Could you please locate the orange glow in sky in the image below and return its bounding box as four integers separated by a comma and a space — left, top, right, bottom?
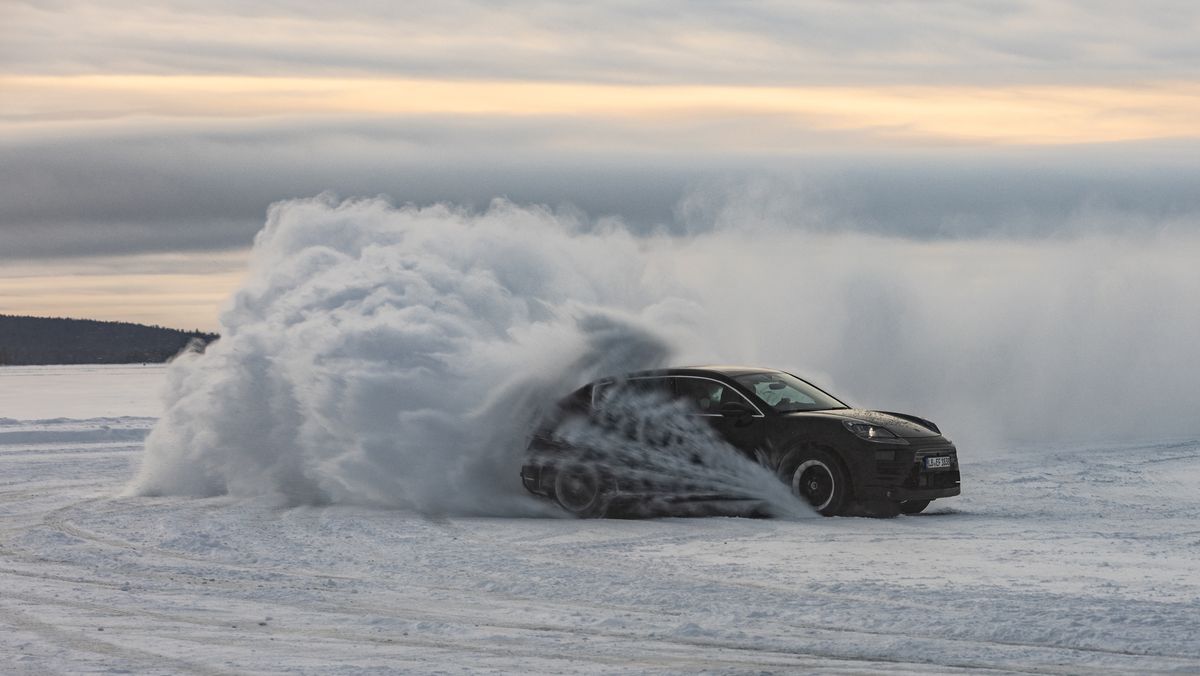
6, 75, 1200, 147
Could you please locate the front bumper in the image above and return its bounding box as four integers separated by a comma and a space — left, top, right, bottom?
857, 443, 961, 502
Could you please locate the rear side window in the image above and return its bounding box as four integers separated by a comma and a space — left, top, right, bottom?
626, 377, 671, 396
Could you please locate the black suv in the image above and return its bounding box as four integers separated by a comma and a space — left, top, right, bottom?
520, 366, 960, 517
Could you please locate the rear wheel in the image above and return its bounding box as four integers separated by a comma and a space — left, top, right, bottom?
788, 449, 849, 516
899, 499, 931, 515
552, 463, 610, 518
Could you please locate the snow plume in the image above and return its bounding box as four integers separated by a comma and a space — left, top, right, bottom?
130, 194, 803, 515
132, 189, 1200, 513
654, 226, 1200, 447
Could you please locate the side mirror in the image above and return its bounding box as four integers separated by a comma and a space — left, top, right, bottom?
718, 400, 753, 417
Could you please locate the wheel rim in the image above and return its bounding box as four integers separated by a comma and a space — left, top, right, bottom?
556, 465, 600, 513
792, 460, 835, 511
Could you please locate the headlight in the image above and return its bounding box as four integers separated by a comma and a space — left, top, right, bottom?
842, 420, 909, 445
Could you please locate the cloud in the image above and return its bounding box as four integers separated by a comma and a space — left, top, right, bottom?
3, 112, 1200, 262
0, 251, 248, 329
10, 75, 1200, 146
3, 1, 1199, 85
4, 0, 1200, 331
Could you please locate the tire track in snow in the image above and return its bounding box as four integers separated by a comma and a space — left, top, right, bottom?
437, 518, 1200, 672
0, 597, 226, 676
5, 496, 1062, 674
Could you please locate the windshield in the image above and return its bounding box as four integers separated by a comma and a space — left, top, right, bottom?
733, 372, 847, 413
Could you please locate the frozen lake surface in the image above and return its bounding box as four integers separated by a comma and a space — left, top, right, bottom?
1, 365, 1198, 673
0, 364, 166, 419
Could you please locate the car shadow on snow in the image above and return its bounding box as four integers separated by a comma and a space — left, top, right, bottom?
902, 506, 968, 517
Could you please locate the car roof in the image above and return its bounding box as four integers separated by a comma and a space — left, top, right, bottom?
620, 365, 783, 379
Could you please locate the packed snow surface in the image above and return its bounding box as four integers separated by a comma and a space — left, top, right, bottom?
2, 365, 1199, 674
0, 364, 165, 419
6, 196, 1200, 672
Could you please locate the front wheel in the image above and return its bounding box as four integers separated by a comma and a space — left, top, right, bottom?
552, 463, 610, 518
788, 449, 849, 516
899, 499, 931, 515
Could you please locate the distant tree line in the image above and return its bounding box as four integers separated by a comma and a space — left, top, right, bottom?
0, 314, 219, 366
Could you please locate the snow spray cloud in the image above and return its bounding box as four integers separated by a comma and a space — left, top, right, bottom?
130, 194, 808, 515
655, 183, 1200, 447
133, 188, 1200, 513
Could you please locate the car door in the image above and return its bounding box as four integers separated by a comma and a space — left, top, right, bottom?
671, 376, 766, 461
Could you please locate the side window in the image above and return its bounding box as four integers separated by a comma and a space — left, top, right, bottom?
749, 381, 816, 408
675, 377, 736, 414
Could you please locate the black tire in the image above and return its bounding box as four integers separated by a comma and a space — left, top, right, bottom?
787, 448, 849, 516
552, 463, 611, 518
899, 499, 931, 515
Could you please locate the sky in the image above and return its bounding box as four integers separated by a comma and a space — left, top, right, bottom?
3, 1, 1200, 330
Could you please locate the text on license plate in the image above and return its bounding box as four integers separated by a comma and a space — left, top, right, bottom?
925, 456, 952, 469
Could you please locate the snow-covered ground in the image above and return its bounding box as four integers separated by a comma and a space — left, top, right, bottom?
1, 365, 1198, 674
0, 364, 166, 419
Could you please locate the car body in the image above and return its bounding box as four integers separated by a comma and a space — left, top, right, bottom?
520, 366, 960, 517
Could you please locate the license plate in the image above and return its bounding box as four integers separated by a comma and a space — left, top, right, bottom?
925, 456, 952, 469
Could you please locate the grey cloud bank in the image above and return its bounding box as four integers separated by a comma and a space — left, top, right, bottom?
4, 116, 1200, 260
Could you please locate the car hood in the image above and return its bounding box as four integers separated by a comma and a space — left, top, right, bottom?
786, 408, 941, 438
